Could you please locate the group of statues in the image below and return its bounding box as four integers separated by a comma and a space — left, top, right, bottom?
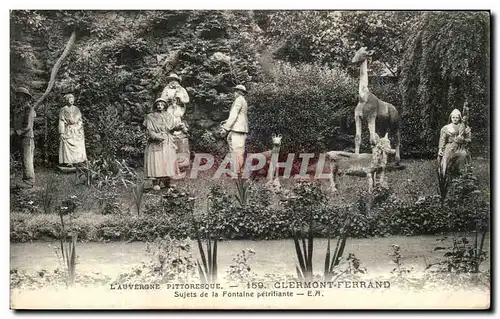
349, 47, 471, 192
12, 72, 249, 191
12, 47, 471, 193
12, 88, 89, 188
143, 73, 190, 190
142, 75, 248, 190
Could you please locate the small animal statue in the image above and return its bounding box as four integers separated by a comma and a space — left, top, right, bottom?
327, 133, 396, 193
352, 47, 401, 165
266, 133, 283, 189
249, 134, 283, 190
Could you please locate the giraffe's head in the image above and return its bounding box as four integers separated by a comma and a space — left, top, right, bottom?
352, 47, 375, 64
374, 133, 396, 155
272, 134, 282, 146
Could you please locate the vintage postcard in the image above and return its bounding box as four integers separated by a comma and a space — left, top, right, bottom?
9, 9, 491, 310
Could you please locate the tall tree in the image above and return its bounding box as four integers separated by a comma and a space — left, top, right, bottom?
399, 11, 490, 156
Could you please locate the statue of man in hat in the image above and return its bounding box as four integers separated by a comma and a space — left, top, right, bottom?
161, 73, 190, 168
14, 87, 36, 188
220, 84, 248, 178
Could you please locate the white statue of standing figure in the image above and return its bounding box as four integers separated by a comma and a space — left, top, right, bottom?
438, 107, 471, 178
161, 73, 190, 168
58, 93, 87, 166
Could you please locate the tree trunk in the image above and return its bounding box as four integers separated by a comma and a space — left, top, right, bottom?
44, 102, 48, 163
21, 136, 35, 186
33, 30, 77, 110
22, 30, 77, 184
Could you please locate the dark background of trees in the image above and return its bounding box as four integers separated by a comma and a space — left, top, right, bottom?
10, 10, 490, 168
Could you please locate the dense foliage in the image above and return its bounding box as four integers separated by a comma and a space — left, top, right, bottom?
10, 10, 263, 165
11, 170, 489, 242
400, 11, 490, 157
256, 10, 420, 72
10, 10, 490, 167
247, 62, 358, 154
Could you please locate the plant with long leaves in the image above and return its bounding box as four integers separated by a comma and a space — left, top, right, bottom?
192, 200, 218, 284
293, 208, 314, 282
42, 175, 55, 214
234, 177, 249, 208
59, 212, 77, 286
324, 217, 351, 282
287, 182, 327, 282
426, 227, 488, 274
76, 160, 96, 187
132, 178, 145, 215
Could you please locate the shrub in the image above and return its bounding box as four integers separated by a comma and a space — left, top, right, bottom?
247, 62, 358, 154
281, 181, 327, 230
10, 166, 490, 242
208, 182, 291, 239
226, 248, 256, 284
10, 188, 43, 215
111, 235, 197, 285
427, 234, 488, 274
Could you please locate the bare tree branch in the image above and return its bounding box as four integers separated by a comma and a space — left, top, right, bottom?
33, 30, 76, 110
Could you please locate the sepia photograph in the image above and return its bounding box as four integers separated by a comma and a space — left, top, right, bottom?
7, 8, 491, 310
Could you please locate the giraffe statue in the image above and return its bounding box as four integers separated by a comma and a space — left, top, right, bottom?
266, 133, 282, 189
352, 47, 401, 165
249, 134, 282, 189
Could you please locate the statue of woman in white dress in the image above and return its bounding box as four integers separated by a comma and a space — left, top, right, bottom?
59, 94, 87, 166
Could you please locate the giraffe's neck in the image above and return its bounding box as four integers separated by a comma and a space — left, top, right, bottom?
358, 59, 369, 97
269, 143, 281, 180
271, 143, 281, 155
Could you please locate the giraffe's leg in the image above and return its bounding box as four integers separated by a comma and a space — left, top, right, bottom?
367, 169, 374, 193
394, 128, 401, 165
334, 172, 340, 191
328, 157, 338, 192
355, 111, 362, 154
380, 167, 388, 188
368, 116, 377, 146
330, 172, 338, 192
